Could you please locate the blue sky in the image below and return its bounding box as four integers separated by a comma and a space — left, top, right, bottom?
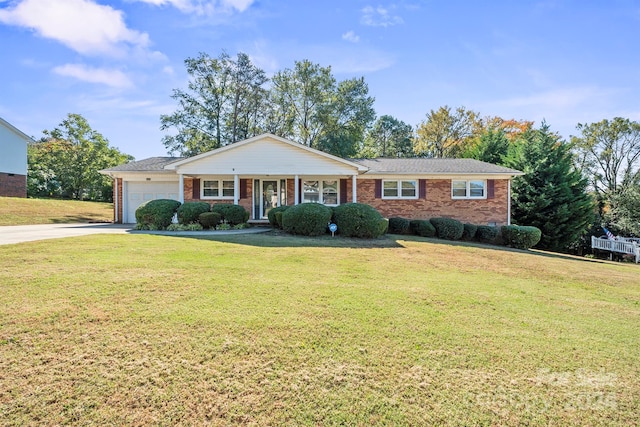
1, 0, 639, 160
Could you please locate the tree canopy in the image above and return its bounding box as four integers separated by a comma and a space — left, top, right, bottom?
28, 113, 133, 201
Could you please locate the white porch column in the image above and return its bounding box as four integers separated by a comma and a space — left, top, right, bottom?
234, 174, 240, 205
352, 175, 357, 203
179, 174, 184, 203
114, 177, 119, 223
294, 174, 299, 205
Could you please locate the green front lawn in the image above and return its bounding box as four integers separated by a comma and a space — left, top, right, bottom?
0, 197, 113, 225
0, 233, 638, 425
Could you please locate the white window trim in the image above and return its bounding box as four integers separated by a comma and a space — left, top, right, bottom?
381, 180, 418, 200
451, 180, 487, 200
302, 179, 340, 206
201, 179, 235, 200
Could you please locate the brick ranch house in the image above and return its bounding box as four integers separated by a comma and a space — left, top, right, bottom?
0, 117, 32, 198
101, 133, 523, 225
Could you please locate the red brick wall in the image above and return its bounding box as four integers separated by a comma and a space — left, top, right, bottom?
356, 178, 511, 225
0, 173, 26, 198
186, 178, 253, 214
114, 178, 123, 223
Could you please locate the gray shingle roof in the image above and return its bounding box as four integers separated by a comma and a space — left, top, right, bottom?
351, 158, 522, 175
101, 157, 183, 172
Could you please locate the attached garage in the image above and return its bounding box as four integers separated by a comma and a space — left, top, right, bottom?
124, 181, 179, 224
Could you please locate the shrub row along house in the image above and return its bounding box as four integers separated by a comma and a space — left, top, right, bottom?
100, 134, 523, 225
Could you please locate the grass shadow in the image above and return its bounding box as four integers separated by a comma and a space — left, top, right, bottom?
159, 229, 405, 249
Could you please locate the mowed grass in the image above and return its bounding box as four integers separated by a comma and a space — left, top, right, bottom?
0, 197, 112, 225
0, 233, 638, 426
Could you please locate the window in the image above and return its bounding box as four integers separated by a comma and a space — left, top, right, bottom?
382, 180, 417, 199
451, 180, 486, 199
303, 180, 339, 205
202, 180, 235, 198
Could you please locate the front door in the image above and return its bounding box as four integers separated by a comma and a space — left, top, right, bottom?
253, 179, 287, 219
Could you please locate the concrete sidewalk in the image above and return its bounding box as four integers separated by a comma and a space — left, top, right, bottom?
0, 223, 271, 245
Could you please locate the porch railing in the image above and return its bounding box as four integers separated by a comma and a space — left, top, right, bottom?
591, 236, 640, 263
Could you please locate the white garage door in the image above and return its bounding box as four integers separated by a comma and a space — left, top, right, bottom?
125, 181, 179, 223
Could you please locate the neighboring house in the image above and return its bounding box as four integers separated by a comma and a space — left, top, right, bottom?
101, 133, 523, 225
0, 117, 31, 198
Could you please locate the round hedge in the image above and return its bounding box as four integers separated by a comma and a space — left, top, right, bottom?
332, 203, 387, 238
388, 217, 411, 234
282, 203, 333, 236
501, 225, 542, 249
211, 204, 247, 225
177, 201, 210, 225
410, 219, 436, 237
476, 225, 499, 243
462, 223, 478, 240
135, 199, 181, 229
198, 211, 221, 229
267, 205, 289, 228
429, 217, 464, 240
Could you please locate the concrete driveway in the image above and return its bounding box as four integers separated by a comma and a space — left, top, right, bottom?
0, 223, 271, 245
0, 223, 132, 245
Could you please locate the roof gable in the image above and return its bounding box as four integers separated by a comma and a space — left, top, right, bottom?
165, 133, 368, 175
0, 117, 33, 144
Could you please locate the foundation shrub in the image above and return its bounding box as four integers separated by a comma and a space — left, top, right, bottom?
501, 225, 542, 249
268, 205, 289, 228
135, 199, 181, 230
410, 219, 436, 237
476, 225, 500, 243
332, 203, 387, 238
282, 203, 333, 236
462, 223, 478, 240
198, 212, 222, 229
429, 217, 464, 240
389, 217, 411, 234
212, 204, 247, 226
177, 202, 210, 225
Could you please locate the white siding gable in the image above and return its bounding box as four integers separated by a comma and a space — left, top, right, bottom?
0, 119, 30, 175
173, 136, 361, 176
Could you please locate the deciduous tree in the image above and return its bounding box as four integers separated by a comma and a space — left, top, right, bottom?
28, 114, 133, 201
414, 106, 481, 157
361, 115, 413, 158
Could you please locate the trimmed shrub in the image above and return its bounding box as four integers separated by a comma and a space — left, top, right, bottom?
389, 217, 411, 234
135, 199, 181, 230
410, 219, 436, 237
501, 225, 542, 249
198, 212, 221, 229
462, 223, 478, 240
177, 201, 210, 225
211, 204, 247, 226
268, 205, 289, 228
332, 203, 387, 238
429, 217, 464, 240
282, 203, 333, 236
274, 211, 284, 228
476, 225, 500, 243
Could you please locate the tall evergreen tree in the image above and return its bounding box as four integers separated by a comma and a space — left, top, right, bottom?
504, 123, 595, 252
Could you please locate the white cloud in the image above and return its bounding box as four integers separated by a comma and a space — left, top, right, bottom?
134, 0, 254, 15
342, 30, 360, 43
361, 5, 404, 27
0, 0, 149, 56
52, 63, 133, 89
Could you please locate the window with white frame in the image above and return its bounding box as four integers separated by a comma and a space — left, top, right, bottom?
451, 180, 486, 199
202, 179, 235, 198
382, 180, 417, 199
303, 180, 339, 205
